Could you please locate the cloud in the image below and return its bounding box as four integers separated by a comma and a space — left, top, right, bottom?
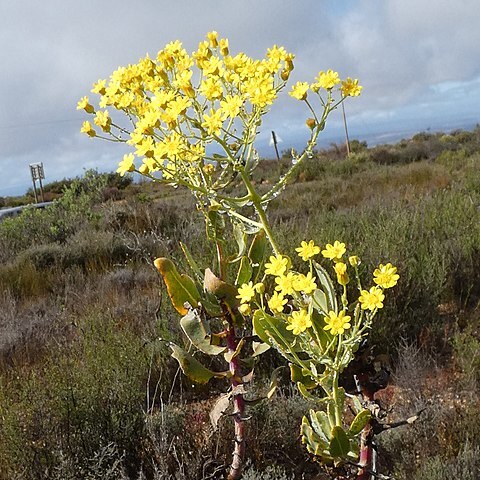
0, 0, 479, 195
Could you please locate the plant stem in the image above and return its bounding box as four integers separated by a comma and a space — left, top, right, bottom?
215, 243, 246, 480
356, 379, 376, 480
239, 169, 281, 255
226, 321, 246, 480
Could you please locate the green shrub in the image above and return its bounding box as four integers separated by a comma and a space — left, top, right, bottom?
0, 313, 157, 479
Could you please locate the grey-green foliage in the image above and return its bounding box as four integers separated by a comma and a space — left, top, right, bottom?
242, 463, 293, 480
415, 443, 480, 480
452, 326, 480, 390
0, 170, 107, 262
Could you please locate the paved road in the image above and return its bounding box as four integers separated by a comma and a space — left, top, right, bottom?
0, 202, 53, 221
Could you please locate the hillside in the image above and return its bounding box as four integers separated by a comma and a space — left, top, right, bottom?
0, 127, 480, 479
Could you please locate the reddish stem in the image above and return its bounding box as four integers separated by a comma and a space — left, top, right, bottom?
357, 378, 375, 480
226, 324, 246, 480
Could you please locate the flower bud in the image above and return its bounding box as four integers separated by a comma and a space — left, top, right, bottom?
139, 164, 150, 175
238, 303, 251, 316
349, 255, 360, 267
280, 69, 291, 81
306, 118, 316, 130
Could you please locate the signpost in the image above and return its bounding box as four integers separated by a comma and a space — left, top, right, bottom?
29, 162, 45, 203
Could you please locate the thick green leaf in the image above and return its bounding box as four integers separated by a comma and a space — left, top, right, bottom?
297, 382, 316, 400
248, 230, 267, 282
252, 310, 303, 353
180, 242, 204, 283
290, 364, 316, 389
232, 222, 247, 260
170, 344, 223, 384
309, 410, 331, 443
235, 256, 253, 287
313, 261, 338, 313
154, 258, 201, 315
301, 416, 330, 457
180, 310, 226, 356
312, 288, 328, 314
206, 208, 225, 242
329, 426, 350, 459
349, 409, 372, 436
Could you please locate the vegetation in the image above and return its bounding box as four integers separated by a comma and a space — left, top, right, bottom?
0, 126, 480, 479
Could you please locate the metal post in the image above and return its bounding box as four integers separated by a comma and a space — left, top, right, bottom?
271, 131, 280, 161
29, 163, 45, 204
341, 101, 351, 157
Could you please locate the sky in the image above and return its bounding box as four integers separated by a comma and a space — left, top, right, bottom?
1, 0, 479, 197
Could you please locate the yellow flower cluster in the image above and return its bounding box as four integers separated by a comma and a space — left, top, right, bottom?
289, 69, 362, 101
236, 240, 399, 339
78, 32, 296, 183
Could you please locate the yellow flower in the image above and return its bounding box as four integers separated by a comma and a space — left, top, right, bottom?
207, 31, 218, 48
77, 96, 94, 113
292, 272, 317, 294
220, 94, 244, 119
117, 153, 135, 176
289, 81, 309, 101
334, 262, 350, 286
341, 77, 362, 97
321, 241, 346, 260
243, 75, 277, 107
201, 109, 223, 136
323, 310, 351, 335
236, 281, 258, 304
286, 309, 312, 335
199, 77, 223, 100
219, 38, 229, 56
295, 240, 320, 261
265, 255, 289, 276
93, 110, 111, 132
80, 121, 96, 137
359, 286, 385, 311
373, 263, 399, 289
311, 70, 340, 91
91, 79, 106, 95
268, 292, 287, 313
275, 272, 296, 296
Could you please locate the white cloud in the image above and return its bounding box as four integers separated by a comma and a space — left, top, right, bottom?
0, 0, 479, 195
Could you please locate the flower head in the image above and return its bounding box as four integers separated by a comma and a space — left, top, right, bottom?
275, 272, 296, 296
295, 240, 320, 261
236, 281, 256, 304
77, 96, 94, 113
117, 153, 135, 176
289, 81, 309, 101
292, 272, 317, 294
80, 121, 96, 137
323, 310, 351, 335
312, 70, 340, 91
286, 309, 312, 335
321, 241, 346, 261
359, 286, 385, 311
265, 255, 289, 276
268, 291, 287, 313
373, 263, 399, 289
341, 78, 362, 97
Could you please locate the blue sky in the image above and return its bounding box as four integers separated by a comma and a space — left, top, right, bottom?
1, 0, 479, 196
